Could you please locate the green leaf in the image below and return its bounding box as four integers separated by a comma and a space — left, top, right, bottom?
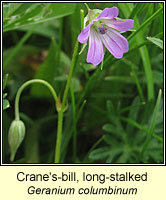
103, 124, 121, 137
71, 77, 81, 93
3, 3, 10, 18
103, 124, 116, 133
126, 96, 141, 133
128, 7, 163, 42
19, 20, 59, 38
153, 70, 163, 86
3, 74, 9, 90
89, 147, 111, 160
104, 76, 135, 83
116, 152, 130, 163
147, 90, 162, 135
3, 99, 10, 110
3, 3, 76, 32
3, 93, 8, 99
106, 100, 116, 123
106, 149, 123, 163
54, 75, 68, 82
82, 63, 96, 72
6, 3, 26, 16
127, 4, 155, 101
103, 135, 119, 146
147, 37, 163, 49
139, 89, 162, 160
128, 3, 147, 19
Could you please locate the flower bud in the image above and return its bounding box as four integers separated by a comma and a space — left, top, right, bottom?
8, 120, 25, 161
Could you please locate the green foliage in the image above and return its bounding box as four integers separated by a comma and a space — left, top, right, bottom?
89, 94, 163, 163
3, 99, 10, 110
147, 37, 163, 49
3, 74, 10, 110
3, 3, 76, 32
3, 2, 163, 164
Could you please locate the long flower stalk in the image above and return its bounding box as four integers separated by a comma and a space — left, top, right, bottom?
54, 41, 79, 163
15, 79, 58, 121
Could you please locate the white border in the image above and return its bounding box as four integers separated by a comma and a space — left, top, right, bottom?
1, 1, 165, 166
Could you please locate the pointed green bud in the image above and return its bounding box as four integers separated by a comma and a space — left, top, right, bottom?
8, 120, 25, 162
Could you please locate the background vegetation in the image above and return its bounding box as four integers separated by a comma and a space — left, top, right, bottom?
3, 2, 164, 163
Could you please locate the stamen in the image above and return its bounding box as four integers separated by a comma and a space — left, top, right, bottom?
98, 24, 107, 34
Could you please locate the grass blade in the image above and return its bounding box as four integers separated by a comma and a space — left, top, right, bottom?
122, 59, 145, 102
138, 89, 162, 161
120, 117, 163, 143
128, 7, 163, 41
119, 3, 155, 101
147, 37, 163, 49
3, 30, 32, 68
128, 3, 146, 19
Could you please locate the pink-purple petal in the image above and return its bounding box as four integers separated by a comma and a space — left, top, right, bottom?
87, 29, 104, 66
95, 7, 119, 21
102, 19, 134, 32
100, 28, 129, 58
109, 28, 129, 52
78, 22, 93, 44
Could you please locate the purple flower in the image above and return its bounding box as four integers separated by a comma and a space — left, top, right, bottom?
78, 7, 134, 66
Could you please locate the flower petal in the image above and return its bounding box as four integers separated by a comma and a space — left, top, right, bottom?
100, 28, 129, 58
95, 7, 119, 20
87, 29, 104, 66
78, 22, 93, 44
102, 19, 134, 32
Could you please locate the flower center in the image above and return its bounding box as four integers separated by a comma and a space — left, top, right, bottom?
98, 24, 107, 34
